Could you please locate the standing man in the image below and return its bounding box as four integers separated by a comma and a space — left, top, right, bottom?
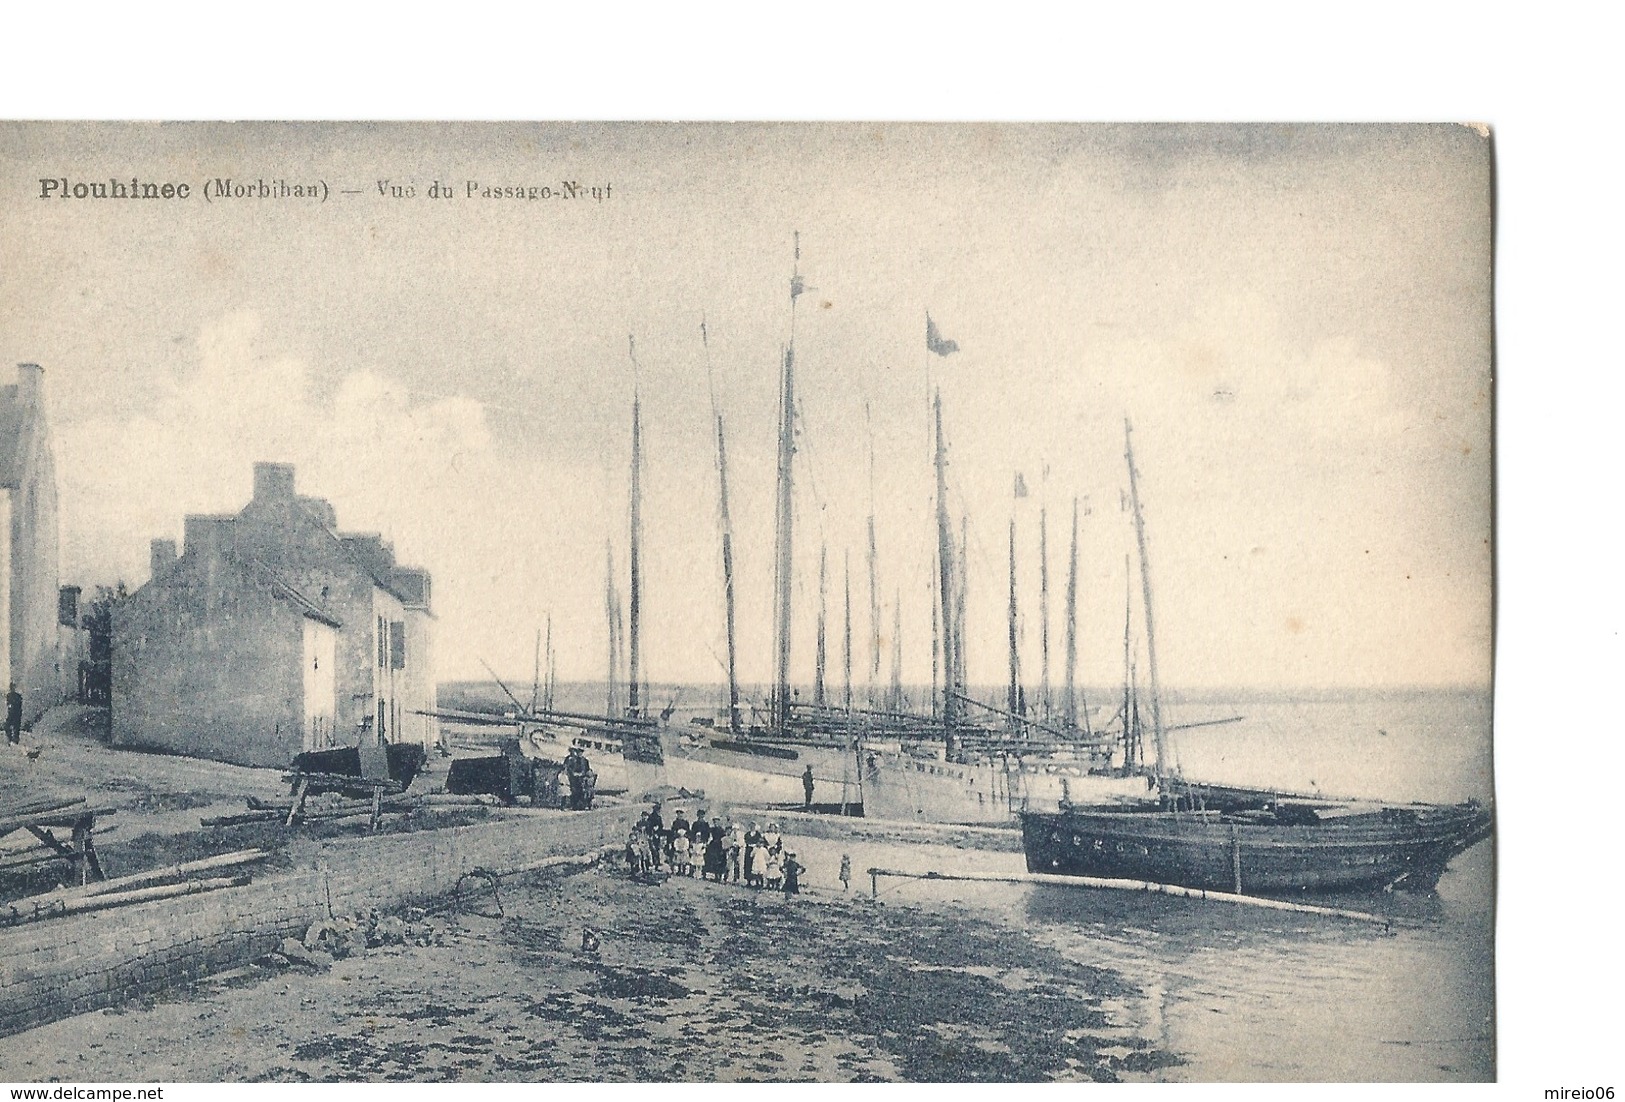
4, 684, 21, 745
801, 765, 815, 808
564, 746, 591, 810
782, 851, 804, 898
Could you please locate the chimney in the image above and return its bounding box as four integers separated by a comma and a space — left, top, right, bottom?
183, 515, 234, 561
150, 538, 178, 580
391, 568, 431, 610
16, 363, 44, 407
253, 462, 296, 503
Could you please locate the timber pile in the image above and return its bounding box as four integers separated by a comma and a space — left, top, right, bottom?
201, 791, 497, 830
0, 848, 269, 927
0, 795, 115, 882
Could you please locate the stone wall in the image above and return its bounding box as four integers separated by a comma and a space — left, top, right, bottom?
111, 559, 308, 767
0, 804, 642, 1038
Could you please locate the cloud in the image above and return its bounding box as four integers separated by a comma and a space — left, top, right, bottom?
57, 309, 502, 603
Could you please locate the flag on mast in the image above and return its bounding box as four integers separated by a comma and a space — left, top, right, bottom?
926, 314, 959, 357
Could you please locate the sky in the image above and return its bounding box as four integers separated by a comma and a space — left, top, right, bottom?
0, 122, 1492, 692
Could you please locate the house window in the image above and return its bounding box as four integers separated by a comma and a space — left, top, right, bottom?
377, 615, 387, 668
390, 621, 406, 670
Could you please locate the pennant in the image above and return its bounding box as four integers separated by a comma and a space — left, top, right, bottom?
926, 314, 959, 357
1014, 473, 1029, 499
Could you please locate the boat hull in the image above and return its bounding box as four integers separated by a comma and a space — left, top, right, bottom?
1019, 801, 1493, 893
862, 751, 1154, 825
624, 731, 862, 808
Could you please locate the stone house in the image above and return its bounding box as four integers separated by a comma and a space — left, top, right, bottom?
112, 462, 436, 768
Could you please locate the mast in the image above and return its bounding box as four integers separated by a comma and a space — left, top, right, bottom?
890, 588, 904, 712
1124, 419, 1169, 780
1039, 506, 1051, 721
930, 578, 940, 719
1121, 555, 1134, 770
866, 404, 882, 708
1006, 517, 1021, 727
1064, 499, 1080, 732
604, 541, 620, 718
956, 515, 968, 717
702, 321, 742, 735
530, 626, 542, 714
544, 615, 556, 713
627, 337, 644, 718
771, 235, 802, 732
814, 544, 828, 710
933, 390, 958, 738
843, 552, 854, 713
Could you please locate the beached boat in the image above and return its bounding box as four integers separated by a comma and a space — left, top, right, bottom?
1020, 794, 1493, 893
1017, 420, 1494, 892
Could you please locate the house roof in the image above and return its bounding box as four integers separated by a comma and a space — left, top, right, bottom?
244, 558, 343, 629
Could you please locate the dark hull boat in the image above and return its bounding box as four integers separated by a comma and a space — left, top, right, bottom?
1020, 798, 1493, 893
1016, 421, 1493, 895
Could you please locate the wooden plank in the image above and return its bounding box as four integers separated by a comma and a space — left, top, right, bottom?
36, 849, 271, 903
71, 817, 101, 884
0, 805, 116, 837
285, 777, 309, 827
23, 825, 75, 860
0, 795, 87, 820
283, 771, 402, 793
1, 875, 251, 926
0, 850, 73, 874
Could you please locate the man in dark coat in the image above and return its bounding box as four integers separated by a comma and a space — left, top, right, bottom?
4, 684, 21, 745
645, 804, 665, 870
801, 765, 815, 807
564, 746, 591, 810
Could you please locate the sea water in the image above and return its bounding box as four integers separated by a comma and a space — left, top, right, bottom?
444, 682, 1495, 1081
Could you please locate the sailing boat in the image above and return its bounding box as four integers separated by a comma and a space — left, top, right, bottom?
1018, 419, 1493, 893
618, 247, 865, 809
856, 385, 1147, 824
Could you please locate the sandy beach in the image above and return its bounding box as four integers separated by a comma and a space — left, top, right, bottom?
2, 849, 1175, 1083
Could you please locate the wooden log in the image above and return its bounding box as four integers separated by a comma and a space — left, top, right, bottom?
309, 810, 409, 829
864, 867, 1401, 927
2, 875, 251, 925
39, 849, 270, 902
416, 794, 493, 808
505, 846, 618, 877
201, 810, 282, 827
0, 850, 73, 874
286, 776, 310, 827
0, 805, 117, 836
0, 795, 87, 819
249, 793, 416, 813
52, 875, 251, 918
283, 772, 403, 793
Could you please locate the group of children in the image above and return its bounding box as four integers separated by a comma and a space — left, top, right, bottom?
626, 805, 854, 897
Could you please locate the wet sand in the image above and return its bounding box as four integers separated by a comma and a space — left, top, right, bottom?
2, 858, 1175, 1083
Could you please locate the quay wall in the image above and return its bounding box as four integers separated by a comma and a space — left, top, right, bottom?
0, 804, 642, 1038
